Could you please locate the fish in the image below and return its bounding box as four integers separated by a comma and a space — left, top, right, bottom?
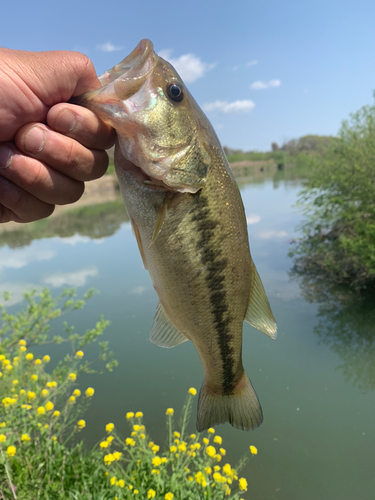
74, 39, 277, 431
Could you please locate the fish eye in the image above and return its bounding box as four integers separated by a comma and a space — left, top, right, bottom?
166, 83, 184, 102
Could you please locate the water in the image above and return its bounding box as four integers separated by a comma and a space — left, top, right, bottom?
1, 173, 374, 500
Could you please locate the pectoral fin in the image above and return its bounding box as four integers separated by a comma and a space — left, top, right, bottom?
150, 196, 169, 246
245, 260, 277, 339
130, 218, 148, 270
150, 302, 188, 348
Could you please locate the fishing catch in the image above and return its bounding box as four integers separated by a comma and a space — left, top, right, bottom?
75, 39, 277, 431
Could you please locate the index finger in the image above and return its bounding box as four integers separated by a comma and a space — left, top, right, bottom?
47, 102, 116, 151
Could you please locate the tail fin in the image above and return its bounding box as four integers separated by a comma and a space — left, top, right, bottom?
196, 371, 263, 432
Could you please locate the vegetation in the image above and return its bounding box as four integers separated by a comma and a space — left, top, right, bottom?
289, 96, 375, 290
0, 289, 256, 499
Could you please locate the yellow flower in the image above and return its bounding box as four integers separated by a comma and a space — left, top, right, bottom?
31, 374, 38, 381
77, 420, 86, 429
117, 479, 125, 487
46, 381, 57, 388
41, 389, 49, 397
190, 434, 196, 439
173, 431, 180, 438
73, 389, 81, 397
204, 466, 212, 475
18, 340, 26, 346
135, 411, 143, 418
21, 433, 31, 442
151, 469, 160, 475
213, 472, 223, 482
206, 445, 216, 458
239, 477, 248, 491
223, 484, 231, 496
113, 451, 122, 460
0, 355, 5, 361
194, 442, 201, 450
188, 476, 193, 481
126, 412, 134, 419
151, 444, 160, 454
222, 464, 232, 476
27, 391, 36, 401
19, 389, 26, 396
35, 359, 42, 365
21, 404, 31, 410
52, 436, 57, 442
0, 434, 6, 443
69, 396, 76, 404
208, 427, 215, 434
2, 397, 17, 407
20, 346, 27, 352
106, 423, 115, 433
44, 424, 49, 429
0, 372, 2, 377
37, 406, 45, 415
85, 387, 95, 397
104, 453, 115, 464
0, 422, 6, 428
188, 387, 197, 396
53, 411, 60, 418
134, 489, 139, 494
178, 442, 187, 452
110, 476, 117, 485
166, 408, 174, 416
148, 441, 155, 448
25, 353, 34, 361
161, 457, 167, 464
106, 436, 114, 443
214, 435, 222, 444
220, 448, 226, 456
68, 373, 77, 382
170, 445, 177, 453
75, 351, 84, 358
152, 456, 162, 467
100, 441, 109, 449
165, 494, 174, 500
6, 445, 16, 457
45, 401, 54, 411
195, 471, 207, 487
125, 438, 135, 447
147, 489, 156, 499
43, 355, 50, 363
250, 445, 258, 455
203, 438, 209, 445
12, 380, 19, 386
216, 454, 222, 462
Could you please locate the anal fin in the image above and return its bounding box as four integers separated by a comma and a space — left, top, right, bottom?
245, 260, 277, 339
150, 302, 188, 348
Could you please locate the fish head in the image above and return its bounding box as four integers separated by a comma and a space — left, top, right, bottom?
75, 39, 213, 193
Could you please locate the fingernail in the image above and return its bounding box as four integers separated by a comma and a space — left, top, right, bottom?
24, 126, 46, 154
0, 144, 13, 168
53, 109, 77, 134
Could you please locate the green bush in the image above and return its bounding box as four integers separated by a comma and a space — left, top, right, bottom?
0, 289, 256, 499
289, 95, 375, 290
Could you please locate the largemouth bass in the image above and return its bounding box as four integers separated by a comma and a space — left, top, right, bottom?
75, 39, 277, 431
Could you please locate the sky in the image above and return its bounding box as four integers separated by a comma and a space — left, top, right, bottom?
2, 0, 375, 151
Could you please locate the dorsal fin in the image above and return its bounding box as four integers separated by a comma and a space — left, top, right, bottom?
245, 260, 277, 339
150, 302, 188, 348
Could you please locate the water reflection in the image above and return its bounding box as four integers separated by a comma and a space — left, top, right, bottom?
291, 270, 375, 392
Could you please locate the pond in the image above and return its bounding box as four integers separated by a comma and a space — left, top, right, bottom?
0, 170, 374, 500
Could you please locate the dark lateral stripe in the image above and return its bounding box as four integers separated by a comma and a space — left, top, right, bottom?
191, 192, 235, 393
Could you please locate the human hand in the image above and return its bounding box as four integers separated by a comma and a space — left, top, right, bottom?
0, 48, 116, 223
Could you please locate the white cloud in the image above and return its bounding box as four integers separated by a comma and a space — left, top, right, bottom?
43, 267, 98, 288
246, 60, 258, 67
129, 285, 148, 295
246, 214, 261, 225
257, 230, 287, 239
203, 100, 255, 114
60, 235, 91, 246
97, 42, 122, 52
0, 248, 55, 272
159, 49, 215, 83
250, 79, 281, 90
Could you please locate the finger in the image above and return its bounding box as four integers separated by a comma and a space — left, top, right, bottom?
47, 102, 116, 150
0, 143, 85, 205
15, 123, 109, 182
0, 174, 54, 223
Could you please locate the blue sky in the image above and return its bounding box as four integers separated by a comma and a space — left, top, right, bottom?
2, 0, 375, 151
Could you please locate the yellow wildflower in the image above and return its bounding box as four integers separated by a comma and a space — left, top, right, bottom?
223, 483, 231, 495
204, 466, 212, 475
43, 355, 50, 363
31, 374, 38, 381
100, 441, 109, 449
214, 435, 222, 444
239, 477, 248, 492
5, 365, 13, 371
75, 351, 84, 358
21, 433, 31, 442
206, 445, 216, 458
68, 373, 77, 382
106, 436, 114, 443
178, 442, 187, 452
140, 433, 146, 439
117, 479, 125, 487
151, 444, 160, 454
73, 389, 81, 397
21, 404, 31, 410
151, 469, 160, 475
134, 489, 139, 494
166, 408, 174, 416
195, 471, 207, 487
85, 387, 94, 397
190, 434, 196, 439
53, 410, 60, 418
6, 445, 16, 457
20, 346, 27, 352
208, 427, 215, 434
188, 387, 197, 396
25, 353, 33, 361
125, 438, 135, 447
19, 389, 26, 396
18, 340, 26, 346
148, 441, 155, 448
220, 448, 226, 455
27, 391, 36, 401
165, 493, 174, 500
104, 453, 115, 464
147, 489, 156, 499
174, 431, 180, 438
0, 372, 2, 377
135, 412, 143, 418
194, 442, 201, 450
2, 397, 17, 407
161, 457, 167, 464
52, 436, 57, 442
105, 423, 114, 433
45, 401, 54, 411
37, 406, 45, 415
216, 454, 222, 462
41, 389, 49, 397
113, 451, 122, 460
170, 445, 177, 453
222, 464, 232, 476
69, 396, 76, 404
0, 434, 6, 442
35, 359, 42, 365
47, 381, 57, 388
77, 420, 86, 429
203, 437, 209, 445
132, 424, 140, 432
126, 412, 134, 419
12, 380, 19, 386
110, 476, 117, 485
152, 456, 162, 467
250, 445, 258, 455
188, 475, 193, 481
